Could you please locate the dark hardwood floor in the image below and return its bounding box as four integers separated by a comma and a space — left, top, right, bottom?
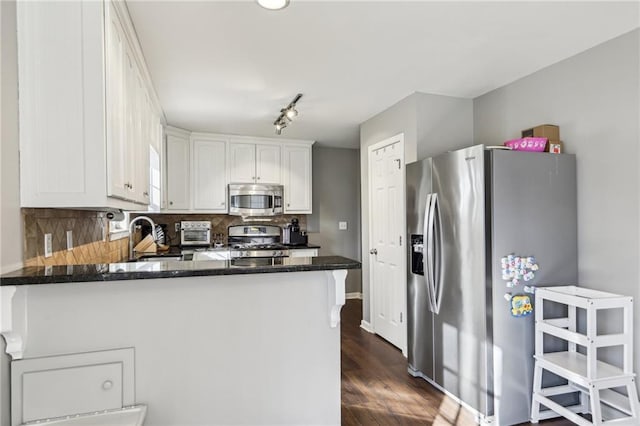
340, 299, 575, 426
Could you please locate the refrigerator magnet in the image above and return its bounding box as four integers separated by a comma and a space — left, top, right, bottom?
510, 295, 533, 317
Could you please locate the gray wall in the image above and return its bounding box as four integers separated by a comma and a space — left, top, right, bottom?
474, 29, 640, 384
359, 92, 473, 323
1, 1, 20, 424
308, 146, 362, 294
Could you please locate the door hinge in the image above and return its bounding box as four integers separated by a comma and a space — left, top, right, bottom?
395, 159, 401, 169
399, 235, 402, 246
400, 312, 403, 323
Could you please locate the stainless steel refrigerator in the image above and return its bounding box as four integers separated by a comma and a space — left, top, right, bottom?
406, 144, 577, 425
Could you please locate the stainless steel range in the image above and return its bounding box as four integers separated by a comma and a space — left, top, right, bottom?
228, 225, 289, 258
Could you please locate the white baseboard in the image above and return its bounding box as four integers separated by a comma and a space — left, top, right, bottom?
346, 292, 362, 300
360, 320, 374, 334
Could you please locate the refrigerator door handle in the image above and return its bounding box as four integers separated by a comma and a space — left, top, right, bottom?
425, 193, 437, 312
432, 194, 444, 314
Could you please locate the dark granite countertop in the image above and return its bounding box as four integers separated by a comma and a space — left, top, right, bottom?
0, 256, 360, 286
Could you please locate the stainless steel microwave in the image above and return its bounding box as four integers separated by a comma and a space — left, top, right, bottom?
228, 183, 284, 217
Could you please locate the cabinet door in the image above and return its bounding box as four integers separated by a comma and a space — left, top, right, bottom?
255, 144, 281, 184
165, 134, 190, 210
132, 70, 150, 204
105, 5, 128, 200
228, 142, 256, 183
192, 139, 227, 212
122, 45, 138, 200
282, 145, 312, 213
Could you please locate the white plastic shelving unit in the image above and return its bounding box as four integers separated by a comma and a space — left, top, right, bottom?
531, 286, 640, 425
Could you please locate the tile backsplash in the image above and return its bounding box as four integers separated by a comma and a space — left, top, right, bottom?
130, 213, 307, 247
23, 208, 128, 266
22, 209, 308, 266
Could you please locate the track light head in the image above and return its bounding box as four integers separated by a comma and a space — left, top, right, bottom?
285, 108, 298, 120
275, 121, 287, 133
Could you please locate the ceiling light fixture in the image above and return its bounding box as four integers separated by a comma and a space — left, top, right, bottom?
273, 93, 302, 135
257, 0, 290, 11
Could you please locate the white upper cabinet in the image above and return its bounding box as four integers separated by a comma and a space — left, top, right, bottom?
282, 144, 313, 214
229, 142, 281, 184
17, 0, 162, 210
228, 143, 256, 183
192, 136, 227, 212
163, 132, 314, 214
255, 144, 281, 184
165, 129, 190, 211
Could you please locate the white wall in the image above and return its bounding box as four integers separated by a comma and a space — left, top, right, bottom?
474, 29, 640, 383
1, 1, 21, 424
308, 146, 361, 294
359, 92, 473, 323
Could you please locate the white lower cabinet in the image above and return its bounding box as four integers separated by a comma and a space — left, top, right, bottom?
192, 250, 231, 261
289, 248, 318, 257
192, 137, 227, 212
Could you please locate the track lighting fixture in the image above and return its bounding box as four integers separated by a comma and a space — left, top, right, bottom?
273, 93, 302, 135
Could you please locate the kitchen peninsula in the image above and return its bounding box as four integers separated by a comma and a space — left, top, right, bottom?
0, 257, 359, 425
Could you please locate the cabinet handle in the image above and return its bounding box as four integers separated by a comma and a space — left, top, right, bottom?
143, 191, 149, 197
257, 176, 261, 180
102, 380, 113, 390
169, 201, 174, 206
220, 202, 225, 206
287, 203, 290, 207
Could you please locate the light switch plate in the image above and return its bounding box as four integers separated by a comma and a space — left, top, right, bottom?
339, 221, 348, 230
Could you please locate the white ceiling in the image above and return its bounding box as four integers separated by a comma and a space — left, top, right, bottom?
126, 1, 639, 148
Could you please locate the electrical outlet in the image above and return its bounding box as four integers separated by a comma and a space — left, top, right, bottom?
44, 233, 53, 258
66, 230, 73, 251
339, 221, 348, 230
175, 223, 180, 232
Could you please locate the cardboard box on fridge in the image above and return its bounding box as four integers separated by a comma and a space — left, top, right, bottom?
521, 124, 560, 141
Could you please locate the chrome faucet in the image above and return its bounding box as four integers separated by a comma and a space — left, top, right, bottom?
129, 216, 158, 260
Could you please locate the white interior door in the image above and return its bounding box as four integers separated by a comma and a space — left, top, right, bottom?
368, 136, 406, 352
